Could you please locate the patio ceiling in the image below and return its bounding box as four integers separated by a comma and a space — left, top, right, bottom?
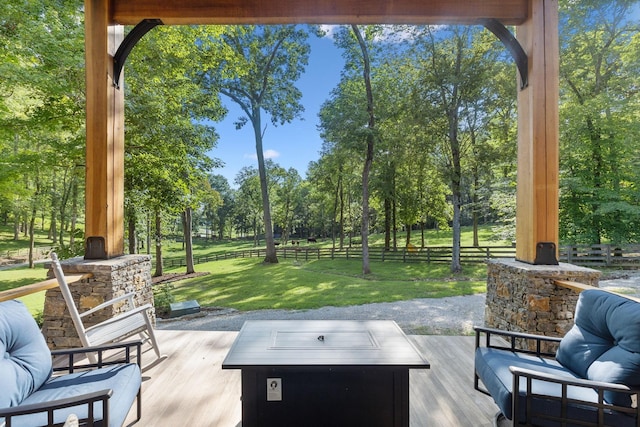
109, 0, 529, 25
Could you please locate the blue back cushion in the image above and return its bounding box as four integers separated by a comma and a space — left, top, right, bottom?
0, 300, 52, 408
556, 289, 640, 406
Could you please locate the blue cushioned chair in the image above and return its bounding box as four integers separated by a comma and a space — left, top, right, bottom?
0, 300, 142, 427
474, 289, 640, 426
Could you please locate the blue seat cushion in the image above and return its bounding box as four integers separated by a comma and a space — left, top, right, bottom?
7, 363, 141, 427
475, 347, 588, 420
0, 300, 52, 408
476, 347, 638, 426
557, 289, 640, 406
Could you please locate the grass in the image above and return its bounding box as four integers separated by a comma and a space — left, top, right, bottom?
1, 225, 499, 316
0, 265, 49, 314
168, 258, 488, 311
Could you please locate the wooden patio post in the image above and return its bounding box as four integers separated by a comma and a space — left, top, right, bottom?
84, 0, 125, 259
515, 0, 560, 264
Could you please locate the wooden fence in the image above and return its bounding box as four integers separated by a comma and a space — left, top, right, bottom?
162, 244, 640, 270
560, 244, 640, 267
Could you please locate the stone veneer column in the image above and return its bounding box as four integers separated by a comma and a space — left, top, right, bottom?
42, 255, 154, 350
485, 259, 600, 351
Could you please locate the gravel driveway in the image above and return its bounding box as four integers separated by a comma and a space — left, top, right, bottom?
158, 270, 640, 335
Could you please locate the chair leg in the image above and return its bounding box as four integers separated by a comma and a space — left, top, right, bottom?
136, 387, 142, 422
142, 314, 162, 359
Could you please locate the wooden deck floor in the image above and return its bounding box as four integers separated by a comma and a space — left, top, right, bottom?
124, 330, 499, 426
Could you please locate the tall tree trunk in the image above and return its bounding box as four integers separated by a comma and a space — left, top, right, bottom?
183, 208, 195, 274
339, 177, 345, 250
448, 106, 463, 273
127, 210, 137, 254
405, 225, 411, 247
13, 216, 19, 240
70, 179, 78, 249
392, 192, 397, 251
50, 170, 57, 242
331, 176, 340, 249
352, 24, 375, 275
29, 210, 36, 268
154, 209, 163, 277
472, 162, 480, 248
450, 126, 463, 273
252, 106, 278, 264
384, 198, 391, 251
146, 211, 151, 254
28, 178, 40, 269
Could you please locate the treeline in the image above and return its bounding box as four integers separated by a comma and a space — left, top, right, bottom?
1, 1, 639, 271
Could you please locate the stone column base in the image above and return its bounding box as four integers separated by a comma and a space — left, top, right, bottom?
42, 255, 153, 350
485, 259, 600, 351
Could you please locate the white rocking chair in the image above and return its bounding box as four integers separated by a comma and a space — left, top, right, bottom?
50, 252, 162, 365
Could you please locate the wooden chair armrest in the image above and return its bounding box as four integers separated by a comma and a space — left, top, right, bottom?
79, 292, 137, 318
474, 326, 561, 358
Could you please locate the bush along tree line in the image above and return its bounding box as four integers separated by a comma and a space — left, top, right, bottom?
1, 0, 639, 274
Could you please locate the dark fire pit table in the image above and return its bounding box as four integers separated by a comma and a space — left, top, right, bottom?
222, 320, 430, 427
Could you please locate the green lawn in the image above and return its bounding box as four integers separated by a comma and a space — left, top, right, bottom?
1, 225, 498, 316
167, 258, 488, 311
0, 265, 49, 314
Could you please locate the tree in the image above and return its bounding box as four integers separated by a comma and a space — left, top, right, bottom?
0, 0, 86, 263
199, 25, 311, 263
272, 167, 303, 244
318, 75, 370, 250
409, 26, 501, 273
349, 25, 377, 275
327, 25, 384, 274
124, 26, 223, 275
206, 174, 234, 239
234, 166, 265, 245
559, 0, 640, 244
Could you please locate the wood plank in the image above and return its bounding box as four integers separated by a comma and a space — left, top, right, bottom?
110, 0, 528, 25
410, 336, 497, 427
125, 331, 498, 426
554, 279, 640, 303
0, 274, 92, 302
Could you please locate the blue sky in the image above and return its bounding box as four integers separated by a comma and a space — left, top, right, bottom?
207, 31, 344, 187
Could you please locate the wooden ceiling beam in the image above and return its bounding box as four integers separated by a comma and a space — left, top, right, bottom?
111, 0, 528, 26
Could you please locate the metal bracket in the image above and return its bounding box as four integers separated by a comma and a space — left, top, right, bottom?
534, 242, 559, 265
85, 236, 106, 259
113, 19, 163, 89
479, 18, 528, 90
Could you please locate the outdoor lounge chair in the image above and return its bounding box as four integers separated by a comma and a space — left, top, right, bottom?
50, 252, 162, 365
0, 299, 142, 427
474, 289, 640, 426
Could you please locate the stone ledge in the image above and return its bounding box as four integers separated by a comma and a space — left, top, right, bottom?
485, 259, 601, 352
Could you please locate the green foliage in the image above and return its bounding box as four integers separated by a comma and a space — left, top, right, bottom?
558, 0, 640, 244
153, 283, 176, 317
0, 1, 85, 257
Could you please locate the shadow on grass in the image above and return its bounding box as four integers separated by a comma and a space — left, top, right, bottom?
168, 258, 487, 312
